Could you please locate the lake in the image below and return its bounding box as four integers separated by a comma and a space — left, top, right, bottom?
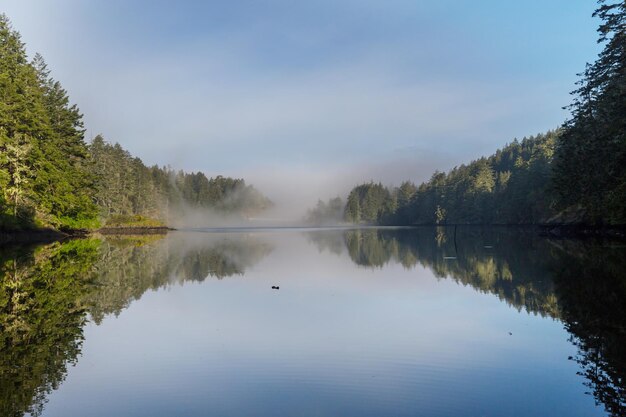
1, 227, 624, 417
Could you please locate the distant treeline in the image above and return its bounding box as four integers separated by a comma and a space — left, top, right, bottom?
0, 14, 269, 230
344, 132, 557, 225
343, 1, 626, 226
304, 197, 344, 225
90, 136, 271, 223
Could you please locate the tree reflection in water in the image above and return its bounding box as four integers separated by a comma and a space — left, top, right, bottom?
0, 240, 100, 417
308, 226, 626, 416
0, 233, 273, 416
0, 228, 624, 416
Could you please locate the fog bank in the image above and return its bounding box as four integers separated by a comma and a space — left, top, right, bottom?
229, 149, 456, 224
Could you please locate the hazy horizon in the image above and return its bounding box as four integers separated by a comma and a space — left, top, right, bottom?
2, 0, 602, 215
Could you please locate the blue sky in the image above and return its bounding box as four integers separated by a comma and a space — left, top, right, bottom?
2, 0, 601, 207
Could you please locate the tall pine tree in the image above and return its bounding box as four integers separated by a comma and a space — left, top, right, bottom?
553, 0, 626, 224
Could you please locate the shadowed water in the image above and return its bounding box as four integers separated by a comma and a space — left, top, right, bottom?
0, 227, 624, 417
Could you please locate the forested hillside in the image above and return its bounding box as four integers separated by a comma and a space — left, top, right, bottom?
0, 15, 97, 229
0, 15, 269, 231
552, 1, 626, 224
345, 132, 557, 225
89, 135, 271, 224
345, 1, 625, 227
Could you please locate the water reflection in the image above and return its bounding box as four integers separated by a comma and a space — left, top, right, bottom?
0, 228, 624, 416
552, 241, 626, 416
309, 228, 561, 317
308, 227, 626, 415
0, 233, 272, 417
0, 240, 100, 417
86, 234, 273, 323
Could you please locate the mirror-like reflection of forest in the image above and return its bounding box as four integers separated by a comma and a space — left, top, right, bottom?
307, 227, 626, 416
0, 233, 273, 417
1, 228, 625, 417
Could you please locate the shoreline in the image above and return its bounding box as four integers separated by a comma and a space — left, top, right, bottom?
0, 225, 175, 245
96, 226, 174, 235
0, 228, 71, 245
2, 223, 625, 245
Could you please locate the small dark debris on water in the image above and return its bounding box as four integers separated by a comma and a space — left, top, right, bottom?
271, 286, 280, 290
508, 332, 512, 336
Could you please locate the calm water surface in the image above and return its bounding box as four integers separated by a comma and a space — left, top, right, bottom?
1, 227, 624, 416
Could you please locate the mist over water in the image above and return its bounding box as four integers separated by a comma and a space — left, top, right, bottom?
229, 149, 456, 225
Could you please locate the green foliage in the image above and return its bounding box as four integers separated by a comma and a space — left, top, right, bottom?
104, 215, 165, 228
88, 135, 272, 223
174, 172, 272, 215
57, 215, 101, 230
553, 1, 626, 225
342, 1, 626, 227
0, 239, 100, 417
0, 15, 270, 232
344, 182, 393, 224
0, 14, 98, 230
344, 132, 558, 225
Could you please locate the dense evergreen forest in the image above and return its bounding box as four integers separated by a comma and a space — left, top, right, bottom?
3, 0, 625, 230
344, 132, 557, 225
0, 14, 269, 231
344, 0, 625, 227
89, 135, 271, 225
553, 0, 626, 224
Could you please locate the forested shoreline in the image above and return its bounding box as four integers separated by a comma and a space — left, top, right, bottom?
3, 0, 626, 233
342, 132, 558, 226
0, 14, 270, 233
88, 135, 271, 226
338, 1, 625, 228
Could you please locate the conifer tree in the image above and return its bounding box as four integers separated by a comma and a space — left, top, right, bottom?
553, 0, 626, 224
